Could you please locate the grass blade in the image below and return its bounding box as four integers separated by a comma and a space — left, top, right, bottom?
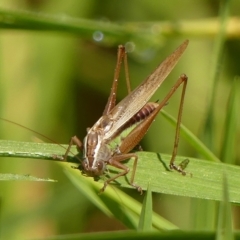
220, 78, 240, 164
1, 140, 240, 203
216, 174, 234, 240
0, 173, 56, 182
138, 184, 152, 231
64, 163, 178, 231
202, 0, 231, 150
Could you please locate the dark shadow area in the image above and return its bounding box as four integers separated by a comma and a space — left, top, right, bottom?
157, 153, 171, 172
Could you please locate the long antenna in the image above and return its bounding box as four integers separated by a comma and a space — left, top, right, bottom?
0, 117, 68, 152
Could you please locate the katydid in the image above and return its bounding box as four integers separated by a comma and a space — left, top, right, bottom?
65, 40, 189, 194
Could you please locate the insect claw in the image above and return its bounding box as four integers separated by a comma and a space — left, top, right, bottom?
181, 170, 187, 176
99, 183, 107, 195
170, 158, 191, 177
131, 183, 143, 195
138, 187, 143, 195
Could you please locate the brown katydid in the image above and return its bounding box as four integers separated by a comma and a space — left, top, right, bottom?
64, 40, 189, 194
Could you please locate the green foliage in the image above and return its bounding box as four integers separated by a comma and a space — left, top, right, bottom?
138, 184, 153, 231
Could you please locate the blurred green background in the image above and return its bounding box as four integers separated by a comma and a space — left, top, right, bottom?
0, 0, 240, 239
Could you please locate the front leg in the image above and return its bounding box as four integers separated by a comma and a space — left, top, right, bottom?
52, 135, 82, 161
100, 153, 142, 194
63, 135, 83, 161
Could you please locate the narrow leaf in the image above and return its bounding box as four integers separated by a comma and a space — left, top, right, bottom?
216, 174, 234, 240
2, 140, 240, 203
202, 0, 231, 149
220, 78, 240, 164
138, 183, 153, 231
0, 173, 56, 182
64, 164, 178, 231
32, 229, 240, 240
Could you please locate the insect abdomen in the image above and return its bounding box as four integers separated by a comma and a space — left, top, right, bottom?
130, 102, 158, 125
107, 102, 159, 142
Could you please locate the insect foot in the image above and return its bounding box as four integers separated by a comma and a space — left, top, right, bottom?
98, 181, 109, 195
131, 183, 143, 195
170, 159, 191, 176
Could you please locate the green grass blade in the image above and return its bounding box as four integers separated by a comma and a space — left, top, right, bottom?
201, 0, 231, 150
0, 8, 125, 37
64, 164, 177, 231
0, 173, 56, 182
0, 8, 152, 46
117, 151, 240, 203
0, 140, 78, 162
1, 8, 240, 42
220, 78, 240, 164
63, 165, 113, 218
216, 175, 234, 240
31, 230, 240, 240
1, 140, 240, 203
138, 184, 152, 231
